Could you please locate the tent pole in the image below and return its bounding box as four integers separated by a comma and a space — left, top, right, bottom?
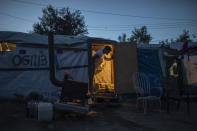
88, 41, 93, 94
48, 32, 62, 86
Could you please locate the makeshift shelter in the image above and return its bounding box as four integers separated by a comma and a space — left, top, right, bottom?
137, 42, 197, 88
159, 42, 197, 113
0, 31, 138, 101
160, 42, 197, 86
168, 42, 197, 91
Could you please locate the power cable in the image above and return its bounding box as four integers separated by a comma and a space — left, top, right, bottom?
0, 11, 195, 31
0, 12, 34, 23
10, 0, 197, 22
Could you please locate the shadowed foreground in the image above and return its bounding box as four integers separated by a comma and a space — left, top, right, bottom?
0, 100, 197, 131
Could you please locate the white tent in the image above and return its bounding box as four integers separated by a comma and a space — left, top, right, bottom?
0, 31, 116, 100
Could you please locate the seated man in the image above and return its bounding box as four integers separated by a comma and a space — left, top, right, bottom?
59, 72, 88, 103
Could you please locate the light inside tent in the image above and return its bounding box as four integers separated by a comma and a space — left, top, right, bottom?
0, 42, 16, 52
92, 43, 115, 94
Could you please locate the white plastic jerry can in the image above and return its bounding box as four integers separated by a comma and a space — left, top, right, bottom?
37, 102, 53, 121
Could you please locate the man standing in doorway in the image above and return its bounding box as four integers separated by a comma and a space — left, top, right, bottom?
92, 46, 112, 75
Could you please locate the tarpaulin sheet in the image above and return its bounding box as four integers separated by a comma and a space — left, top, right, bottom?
183, 56, 197, 86
0, 46, 88, 99
138, 49, 163, 88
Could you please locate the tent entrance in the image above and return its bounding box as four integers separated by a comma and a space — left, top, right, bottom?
92, 43, 115, 95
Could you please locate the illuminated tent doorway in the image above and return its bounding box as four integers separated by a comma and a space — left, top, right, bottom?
92, 44, 115, 95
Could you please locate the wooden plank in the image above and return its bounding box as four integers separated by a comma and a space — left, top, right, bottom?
114, 43, 138, 94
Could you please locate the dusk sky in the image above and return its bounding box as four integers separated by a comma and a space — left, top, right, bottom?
0, 0, 197, 43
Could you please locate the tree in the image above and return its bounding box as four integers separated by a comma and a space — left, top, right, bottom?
159, 39, 170, 45
118, 33, 127, 42
33, 5, 88, 35
159, 39, 174, 45
129, 26, 152, 44
159, 30, 196, 44
175, 29, 193, 42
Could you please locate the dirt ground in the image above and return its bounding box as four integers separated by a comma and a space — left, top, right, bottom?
0, 99, 197, 131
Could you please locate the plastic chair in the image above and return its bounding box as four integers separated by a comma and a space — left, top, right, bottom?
132, 72, 162, 114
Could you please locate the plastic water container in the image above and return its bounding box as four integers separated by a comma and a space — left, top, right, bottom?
37, 102, 53, 121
